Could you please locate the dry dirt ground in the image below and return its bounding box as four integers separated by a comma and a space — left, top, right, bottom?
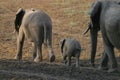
0, 0, 120, 80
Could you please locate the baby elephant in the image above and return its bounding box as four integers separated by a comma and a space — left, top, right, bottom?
60, 38, 81, 67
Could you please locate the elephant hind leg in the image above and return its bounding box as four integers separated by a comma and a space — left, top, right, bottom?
75, 52, 80, 68
34, 41, 42, 63
46, 35, 55, 62
48, 47, 55, 62
63, 55, 67, 64
15, 28, 25, 60
47, 46, 55, 62
101, 34, 118, 72
67, 56, 71, 66
105, 46, 117, 72
32, 42, 37, 60
104, 43, 118, 72
98, 51, 108, 70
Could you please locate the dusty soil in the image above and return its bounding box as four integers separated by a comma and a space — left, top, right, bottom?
0, 59, 120, 80
0, 0, 120, 80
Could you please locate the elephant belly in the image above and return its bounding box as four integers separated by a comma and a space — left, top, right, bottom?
107, 32, 120, 50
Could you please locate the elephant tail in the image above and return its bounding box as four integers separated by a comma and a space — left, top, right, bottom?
43, 24, 47, 48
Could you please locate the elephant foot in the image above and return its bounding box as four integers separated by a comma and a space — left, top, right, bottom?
107, 68, 118, 73
50, 55, 55, 62
98, 66, 108, 70
34, 57, 42, 63
15, 55, 22, 60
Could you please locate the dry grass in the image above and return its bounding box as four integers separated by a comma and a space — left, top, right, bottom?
0, 0, 120, 63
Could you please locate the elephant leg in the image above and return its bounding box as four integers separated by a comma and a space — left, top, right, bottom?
63, 55, 67, 64
67, 56, 71, 66
47, 33, 55, 62
99, 51, 108, 70
101, 33, 118, 72
104, 44, 118, 72
15, 29, 24, 60
32, 43, 37, 60
48, 46, 55, 62
34, 41, 42, 63
75, 52, 80, 68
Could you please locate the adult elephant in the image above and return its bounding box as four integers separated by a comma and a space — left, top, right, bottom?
84, 1, 120, 72
14, 8, 55, 63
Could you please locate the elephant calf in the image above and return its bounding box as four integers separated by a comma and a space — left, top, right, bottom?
60, 38, 81, 67
14, 8, 55, 63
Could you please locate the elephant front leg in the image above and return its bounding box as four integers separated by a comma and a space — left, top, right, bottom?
15, 29, 24, 60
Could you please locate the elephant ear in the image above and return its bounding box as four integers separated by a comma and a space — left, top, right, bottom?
60, 39, 66, 53
89, 1, 102, 28
14, 8, 25, 32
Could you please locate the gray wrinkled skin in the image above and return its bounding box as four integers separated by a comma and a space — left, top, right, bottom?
85, 1, 120, 72
60, 38, 81, 67
14, 8, 55, 63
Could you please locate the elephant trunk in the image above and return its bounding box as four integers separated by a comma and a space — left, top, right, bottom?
90, 24, 98, 67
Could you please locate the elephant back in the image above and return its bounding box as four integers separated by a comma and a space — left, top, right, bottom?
65, 39, 81, 52
22, 10, 52, 26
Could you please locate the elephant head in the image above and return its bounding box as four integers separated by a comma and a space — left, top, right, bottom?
14, 8, 25, 32
83, 1, 101, 66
